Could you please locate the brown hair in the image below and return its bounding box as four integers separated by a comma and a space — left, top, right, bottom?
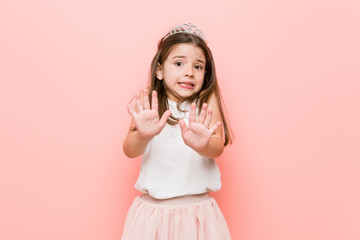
148, 32, 233, 146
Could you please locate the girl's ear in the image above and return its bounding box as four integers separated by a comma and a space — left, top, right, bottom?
156, 63, 163, 80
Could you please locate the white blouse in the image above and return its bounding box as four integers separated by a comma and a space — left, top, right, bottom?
134, 99, 222, 199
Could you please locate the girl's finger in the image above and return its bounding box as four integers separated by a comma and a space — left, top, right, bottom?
127, 104, 137, 118
198, 103, 208, 124
159, 109, 172, 127
136, 92, 143, 111
189, 103, 196, 124
143, 89, 150, 110
151, 90, 158, 111
204, 107, 212, 128
209, 121, 222, 135
179, 119, 188, 136
128, 94, 136, 106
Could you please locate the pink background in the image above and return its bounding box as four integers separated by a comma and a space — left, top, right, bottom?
1, 0, 360, 239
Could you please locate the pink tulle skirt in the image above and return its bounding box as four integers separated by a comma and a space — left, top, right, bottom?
121, 193, 231, 240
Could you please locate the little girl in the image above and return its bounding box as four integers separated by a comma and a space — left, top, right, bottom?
122, 23, 232, 240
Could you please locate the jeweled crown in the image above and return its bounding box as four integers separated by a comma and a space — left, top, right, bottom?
162, 23, 206, 42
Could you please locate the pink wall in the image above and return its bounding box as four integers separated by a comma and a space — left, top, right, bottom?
1, 0, 360, 239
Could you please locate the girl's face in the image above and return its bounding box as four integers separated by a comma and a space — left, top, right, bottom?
156, 43, 206, 102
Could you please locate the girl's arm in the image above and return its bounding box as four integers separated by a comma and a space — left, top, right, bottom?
122, 119, 152, 158
179, 94, 224, 159
197, 94, 224, 158
123, 89, 171, 158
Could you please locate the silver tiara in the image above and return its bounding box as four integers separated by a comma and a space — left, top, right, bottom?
162, 23, 206, 41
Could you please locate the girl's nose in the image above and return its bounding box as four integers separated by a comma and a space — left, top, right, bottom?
185, 66, 194, 77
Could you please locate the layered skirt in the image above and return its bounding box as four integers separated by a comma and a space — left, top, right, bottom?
121, 193, 231, 240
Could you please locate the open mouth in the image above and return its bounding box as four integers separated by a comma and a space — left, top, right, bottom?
178, 82, 194, 88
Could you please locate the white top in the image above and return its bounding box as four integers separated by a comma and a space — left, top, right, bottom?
134, 99, 222, 199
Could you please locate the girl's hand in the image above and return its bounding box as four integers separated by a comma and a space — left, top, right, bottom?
179, 103, 221, 154
127, 89, 171, 140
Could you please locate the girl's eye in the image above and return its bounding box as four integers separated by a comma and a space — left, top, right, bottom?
175, 62, 183, 66
195, 65, 203, 70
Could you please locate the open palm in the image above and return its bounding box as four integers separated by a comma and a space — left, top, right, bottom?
179, 103, 221, 153
127, 89, 171, 140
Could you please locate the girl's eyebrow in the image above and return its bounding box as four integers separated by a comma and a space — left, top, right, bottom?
172, 56, 205, 64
